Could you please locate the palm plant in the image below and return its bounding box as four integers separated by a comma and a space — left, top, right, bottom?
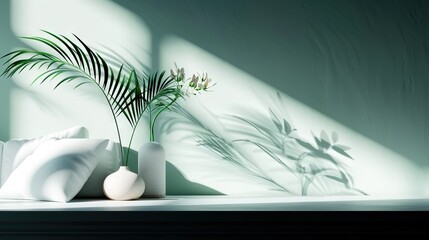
1, 31, 144, 166
140, 71, 180, 142
2, 31, 215, 166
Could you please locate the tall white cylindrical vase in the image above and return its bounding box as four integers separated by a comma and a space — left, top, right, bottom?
138, 142, 165, 198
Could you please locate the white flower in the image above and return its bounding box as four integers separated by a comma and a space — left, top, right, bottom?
202, 78, 211, 90
189, 74, 199, 87
170, 62, 185, 81
201, 72, 208, 81
197, 82, 204, 90
178, 67, 185, 80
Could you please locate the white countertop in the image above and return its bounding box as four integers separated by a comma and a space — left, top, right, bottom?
1, 195, 428, 211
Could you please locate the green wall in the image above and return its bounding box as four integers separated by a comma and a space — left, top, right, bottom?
113, 0, 429, 167
0, 0, 18, 141
0, 0, 428, 195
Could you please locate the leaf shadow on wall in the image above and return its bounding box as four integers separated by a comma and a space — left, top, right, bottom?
112, 0, 429, 168
159, 102, 365, 196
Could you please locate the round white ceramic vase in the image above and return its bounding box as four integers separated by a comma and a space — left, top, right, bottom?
138, 141, 166, 198
103, 166, 145, 200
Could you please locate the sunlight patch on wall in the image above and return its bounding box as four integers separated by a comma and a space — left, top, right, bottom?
9, 0, 151, 149
11, 0, 151, 68
10, 71, 115, 140
159, 35, 423, 196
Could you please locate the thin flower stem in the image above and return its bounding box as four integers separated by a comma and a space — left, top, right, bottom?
124, 100, 151, 166
124, 116, 141, 166
149, 105, 154, 141
150, 97, 179, 142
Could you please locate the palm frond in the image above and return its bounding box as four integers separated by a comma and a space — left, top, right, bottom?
2, 31, 133, 110
114, 70, 147, 128
94, 45, 150, 77
144, 71, 182, 109
1, 30, 141, 165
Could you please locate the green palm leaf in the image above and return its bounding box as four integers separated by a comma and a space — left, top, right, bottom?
141, 71, 184, 141
1, 30, 143, 165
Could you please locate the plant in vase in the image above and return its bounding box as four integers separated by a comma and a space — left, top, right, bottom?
135, 64, 215, 197
1, 31, 146, 200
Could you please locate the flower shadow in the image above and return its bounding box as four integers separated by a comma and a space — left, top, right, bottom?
159, 96, 366, 196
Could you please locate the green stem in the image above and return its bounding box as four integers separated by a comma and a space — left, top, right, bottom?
112, 108, 125, 165
149, 105, 154, 141
149, 97, 178, 143
93, 85, 125, 165
150, 112, 155, 142
124, 116, 142, 166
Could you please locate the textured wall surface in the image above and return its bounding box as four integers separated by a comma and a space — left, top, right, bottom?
0, 0, 18, 141
0, 0, 428, 196
113, 0, 429, 195
114, 0, 429, 167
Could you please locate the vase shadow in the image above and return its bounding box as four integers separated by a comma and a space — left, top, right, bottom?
125, 147, 223, 195
166, 161, 223, 195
